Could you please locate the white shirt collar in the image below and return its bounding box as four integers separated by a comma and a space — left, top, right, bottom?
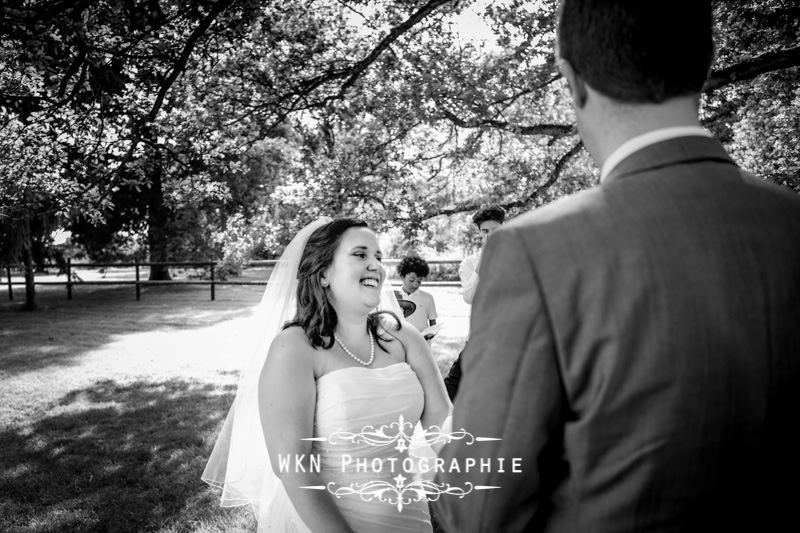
600, 126, 712, 182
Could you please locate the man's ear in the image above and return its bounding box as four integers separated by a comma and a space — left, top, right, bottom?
558, 58, 588, 109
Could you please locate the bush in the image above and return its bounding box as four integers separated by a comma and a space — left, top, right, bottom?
211, 213, 281, 280
426, 262, 459, 282
213, 214, 257, 280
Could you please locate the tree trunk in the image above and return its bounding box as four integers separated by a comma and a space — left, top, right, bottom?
147, 161, 172, 281
21, 213, 37, 311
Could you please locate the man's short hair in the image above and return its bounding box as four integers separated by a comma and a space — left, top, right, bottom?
472, 206, 506, 227
557, 0, 714, 103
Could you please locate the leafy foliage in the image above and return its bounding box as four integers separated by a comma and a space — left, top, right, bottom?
1, 0, 798, 287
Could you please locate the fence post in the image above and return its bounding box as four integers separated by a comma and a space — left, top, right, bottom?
210, 262, 216, 301
66, 258, 72, 300
6, 266, 12, 301
135, 261, 141, 301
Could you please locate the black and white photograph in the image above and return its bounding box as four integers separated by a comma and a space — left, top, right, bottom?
2, 1, 799, 531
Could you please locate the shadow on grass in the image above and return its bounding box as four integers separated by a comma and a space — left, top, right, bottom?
0, 379, 255, 532
0, 284, 261, 376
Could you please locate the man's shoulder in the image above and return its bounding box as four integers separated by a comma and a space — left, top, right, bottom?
504, 187, 606, 233
738, 169, 800, 208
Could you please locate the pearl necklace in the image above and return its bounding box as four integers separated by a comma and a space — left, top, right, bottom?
334, 331, 375, 367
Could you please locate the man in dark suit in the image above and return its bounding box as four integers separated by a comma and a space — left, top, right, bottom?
434, 1, 800, 531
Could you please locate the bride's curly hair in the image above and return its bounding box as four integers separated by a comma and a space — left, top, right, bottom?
284, 218, 400, 350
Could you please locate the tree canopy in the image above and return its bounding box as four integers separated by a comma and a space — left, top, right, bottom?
2, 0, 799, 285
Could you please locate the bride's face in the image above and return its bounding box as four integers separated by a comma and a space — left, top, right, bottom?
324, 227, 385, 312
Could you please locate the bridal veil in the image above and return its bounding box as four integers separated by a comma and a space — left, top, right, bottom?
202, 216, 403, 516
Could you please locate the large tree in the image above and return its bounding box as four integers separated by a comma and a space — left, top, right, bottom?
2, 0, 798, 308
1, 0, 258, 289
185, 0, 799, 236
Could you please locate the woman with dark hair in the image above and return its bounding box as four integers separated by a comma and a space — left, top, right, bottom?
204, 217, 452, 532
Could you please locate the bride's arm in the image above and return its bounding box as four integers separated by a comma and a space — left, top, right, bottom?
259, 328, 353, 533
403, 326, 453, 438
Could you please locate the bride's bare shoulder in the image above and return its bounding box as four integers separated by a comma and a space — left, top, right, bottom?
267, 326, 315, 362
274, 324, 310, 342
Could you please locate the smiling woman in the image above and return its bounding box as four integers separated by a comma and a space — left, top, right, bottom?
317, 223, 387, 335
203, 217, 452, 532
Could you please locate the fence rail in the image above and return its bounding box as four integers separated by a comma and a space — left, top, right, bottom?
4, 259, 462, 302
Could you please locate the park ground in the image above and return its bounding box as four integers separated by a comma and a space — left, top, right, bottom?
0, 277, 467, 532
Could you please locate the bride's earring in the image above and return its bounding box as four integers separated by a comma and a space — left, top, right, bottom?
321, 278, 329, 287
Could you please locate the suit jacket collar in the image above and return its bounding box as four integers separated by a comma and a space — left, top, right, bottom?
603, 135, 737, 185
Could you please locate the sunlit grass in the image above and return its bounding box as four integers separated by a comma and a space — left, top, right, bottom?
1, 283, 468, 532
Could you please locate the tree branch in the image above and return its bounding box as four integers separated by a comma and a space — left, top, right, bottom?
88, 0, 237, 203
505, 139, 584, 211
440, 107, 575, 137
439, 45, 800, 139
336, 0, 453, 97
267, 0, 455, 127
487, 75, 561, 107
704, 45, 800, 92
2, 0, 96, 25
142, 1, 234, 124
423, 138, 583, 220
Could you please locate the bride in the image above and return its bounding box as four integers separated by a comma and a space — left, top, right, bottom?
203, 217, 452, 532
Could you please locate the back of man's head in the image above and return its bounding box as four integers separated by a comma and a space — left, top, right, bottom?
557, 0, 714, 104
472, 206, 506, 227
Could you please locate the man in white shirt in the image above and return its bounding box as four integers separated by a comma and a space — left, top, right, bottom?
458, 206, 506, 305
444, 206, 506, 399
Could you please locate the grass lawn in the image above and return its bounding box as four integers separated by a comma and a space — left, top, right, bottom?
0, 279, 468, 532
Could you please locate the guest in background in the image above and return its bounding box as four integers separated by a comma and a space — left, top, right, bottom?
443, 206, 505, 400
395, 255, 438, 339
459, 206, 506, 305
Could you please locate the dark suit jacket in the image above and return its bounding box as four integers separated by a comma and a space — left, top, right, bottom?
434, 136, 800, 532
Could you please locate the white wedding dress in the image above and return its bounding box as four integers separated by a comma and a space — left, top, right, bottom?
259, 362, 433, 532
203, 216, 434, 533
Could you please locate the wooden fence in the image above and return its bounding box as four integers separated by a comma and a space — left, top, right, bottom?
4, 259, 461, 302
